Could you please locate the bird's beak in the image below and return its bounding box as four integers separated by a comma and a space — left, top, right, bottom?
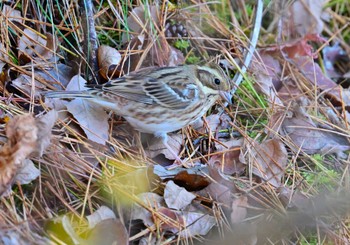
220, 91, 232, 105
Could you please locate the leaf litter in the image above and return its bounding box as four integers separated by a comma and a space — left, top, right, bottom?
0, 1, 350, 244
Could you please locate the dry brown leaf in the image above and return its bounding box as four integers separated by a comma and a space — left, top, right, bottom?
251, 54, 284, 106
164, 180, 196, 210
293, 56, 342, 104
277, 187, 308, 210
261, 34, 325, 59
177, 211, 216, 238
0, 112, 56, 196
35, 64, 75, 89
86, 219, 128, 245
126, 5, 160, 36
287, 0, 327, 37
250, 139, 288, 187
13, 159, 40, 185
192, 113, 231, 134
209, 138, 245, 175
198, 182, 233, 209
18, 29, 58, 62
63, 75, 109, 145
2, 4, 23, 24
11, 74, 46, 98
146, 134, 182, 160
86, 206, 116, 229
0, 42, 10, 72
230, 196, 248, 224
157, 207, 185, 232
97, 45, 122, 79
131, 192, 164, 227
35, 110, 57, 156
122, 5, 184, 68
322, 43, 346, 79
173, 171, 210, 191
281, 102, 350, 158
0, 114, 37, 195
156, 207, 216, 238
277, 78, 303, 104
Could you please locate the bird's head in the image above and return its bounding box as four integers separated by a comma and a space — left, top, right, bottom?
197, 63, 232, 103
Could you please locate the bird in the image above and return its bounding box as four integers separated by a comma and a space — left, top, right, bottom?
45, 63, 232, 164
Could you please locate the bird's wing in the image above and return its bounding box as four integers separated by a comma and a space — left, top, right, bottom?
89, 66, 203, 110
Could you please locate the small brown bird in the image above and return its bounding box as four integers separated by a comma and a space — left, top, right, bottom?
45, 63, 232, 163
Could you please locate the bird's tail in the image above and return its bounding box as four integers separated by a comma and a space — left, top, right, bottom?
44, 91, 94, 99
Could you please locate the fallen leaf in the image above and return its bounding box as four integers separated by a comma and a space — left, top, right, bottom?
18, 29, 58, 62
177, 211, 216, 238
277, 187, 308, 210
261, 34, 325, 59
131, 192, 164, 227
322, 42, 346, 79
97, 45, 122, 79
277, 78, 304, 103
281, 102, 350, 158
12, 74, 46, 98
0, 42, 10, 71
156, 207, 216, 238
173, 171, 210, 191
250, 138, 288, 187
2, 5, 23, 24
126, 5, 160, 36
168, 46, 185, 66
0, 114, 37, 196
230, 196, 248, 224
293, 56, 342, 104
250, 53, 285, 106
207, 166, 240, 193
157, 207, 185, 232
64, 75, 109, 145
192, 113, 231, 133
35, 63, 75, 89
35, 110, 58, 156
86, 206, 116, 229
209, 138, 245, 175
164, 180, 196, 210
86, 219, 128, 245
146, 134, 182, 160
287, 0, 327, 36
0, 112, 56, 196
198, 182, 233, 209
123, 5, 183, 67
14, 159, 40, 185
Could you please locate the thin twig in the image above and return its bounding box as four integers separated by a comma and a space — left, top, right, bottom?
78, 0, 99, 84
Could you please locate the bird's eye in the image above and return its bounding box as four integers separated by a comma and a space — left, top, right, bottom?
214, 78, 221, 85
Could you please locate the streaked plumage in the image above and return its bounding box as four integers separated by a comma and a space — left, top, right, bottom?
45, 63, 232, 163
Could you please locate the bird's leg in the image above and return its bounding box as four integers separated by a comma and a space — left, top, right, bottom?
157, 133, 183, 165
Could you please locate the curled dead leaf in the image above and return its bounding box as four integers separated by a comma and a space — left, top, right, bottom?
97, 45, 122, 79
0, 112, 56, 196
